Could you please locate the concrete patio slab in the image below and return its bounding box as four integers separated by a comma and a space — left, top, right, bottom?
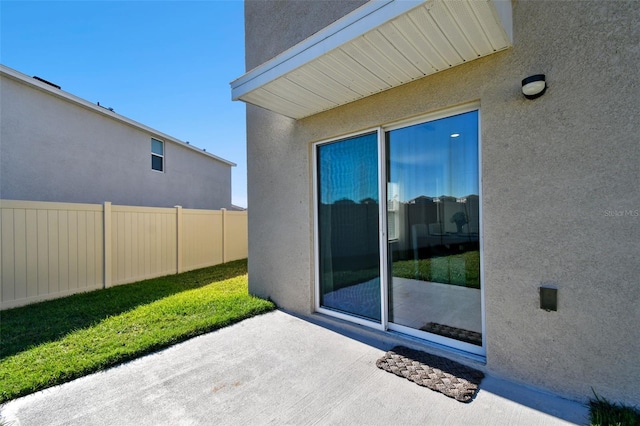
1, 310, 589, 425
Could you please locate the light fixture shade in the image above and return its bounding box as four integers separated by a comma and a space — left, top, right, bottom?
522, 74, 546, 99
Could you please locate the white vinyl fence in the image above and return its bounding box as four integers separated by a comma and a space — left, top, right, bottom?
0, 200, 247, 309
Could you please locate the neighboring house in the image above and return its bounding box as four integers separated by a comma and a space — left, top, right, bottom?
1, 64, 235, 210
231, 0, 639, 405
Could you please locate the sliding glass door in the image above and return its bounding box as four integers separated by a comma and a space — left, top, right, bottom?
315, 106, 483, 354
386, 110, 482, 350
316, 132, 381, 322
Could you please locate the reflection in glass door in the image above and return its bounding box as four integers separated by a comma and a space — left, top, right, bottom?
316, 132, 381, 322
386, 110, 482, 349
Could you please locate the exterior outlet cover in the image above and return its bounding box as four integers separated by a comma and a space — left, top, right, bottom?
540, 287, 558, 311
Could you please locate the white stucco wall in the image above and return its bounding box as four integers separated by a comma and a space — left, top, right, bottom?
0, 70, 233, 210
243, 0, 640, 405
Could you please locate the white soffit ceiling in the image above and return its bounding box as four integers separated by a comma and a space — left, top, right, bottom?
231, 0, 513, 120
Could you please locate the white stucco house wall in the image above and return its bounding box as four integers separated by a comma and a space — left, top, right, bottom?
231, 0, 639, 405
1, 64, 235, 210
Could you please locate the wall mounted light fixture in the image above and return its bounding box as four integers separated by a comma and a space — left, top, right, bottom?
522, 74, 547, 99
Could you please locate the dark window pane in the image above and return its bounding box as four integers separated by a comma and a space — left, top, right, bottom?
152, 154, 163, 171
317, 132, 381, 322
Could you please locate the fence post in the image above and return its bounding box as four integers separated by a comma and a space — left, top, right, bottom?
103, 201, 112, 289
175, 205, 183, 274
221, 208, 227, 264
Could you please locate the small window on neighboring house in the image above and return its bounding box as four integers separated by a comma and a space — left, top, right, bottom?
151, 138, 164, 171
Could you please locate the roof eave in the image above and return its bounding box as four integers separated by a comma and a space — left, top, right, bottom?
231, 0, 513, 120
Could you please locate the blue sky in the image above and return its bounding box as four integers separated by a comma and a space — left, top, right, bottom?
0, 0, 249, 207
388, 110, 479, 201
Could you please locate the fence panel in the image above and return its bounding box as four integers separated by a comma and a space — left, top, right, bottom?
1, 200, 247, 309
110, 205, 177, 287
182, 209, 223, 272
0, 200, 104, 309
224, 211, 248, 262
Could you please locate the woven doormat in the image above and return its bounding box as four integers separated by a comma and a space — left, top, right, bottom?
376, 346, 484, 403
419, 322, 483, 346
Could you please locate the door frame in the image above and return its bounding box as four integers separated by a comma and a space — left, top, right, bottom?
312, 128, 385, 331
312, 102, 485, 358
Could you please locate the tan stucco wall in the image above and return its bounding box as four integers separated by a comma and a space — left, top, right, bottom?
1, 74, 232, 210
244, 0, 640, 404
244, 0, 367, 69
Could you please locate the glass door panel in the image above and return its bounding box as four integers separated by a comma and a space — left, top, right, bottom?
317, 132, 381, 322
386, 111, 482, 346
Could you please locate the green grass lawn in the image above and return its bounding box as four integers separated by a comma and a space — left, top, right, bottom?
589, 392, 640, 426
0, 259, 275, 403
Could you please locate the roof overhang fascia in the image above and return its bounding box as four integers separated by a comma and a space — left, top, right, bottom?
231, 0, 513, 119
232, 0, 422, 99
